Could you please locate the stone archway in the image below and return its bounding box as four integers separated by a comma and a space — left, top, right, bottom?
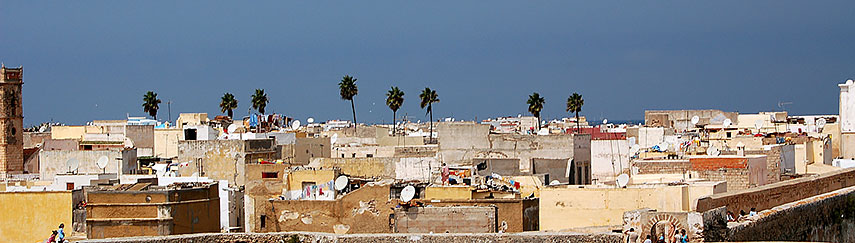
646, 214, 682, 243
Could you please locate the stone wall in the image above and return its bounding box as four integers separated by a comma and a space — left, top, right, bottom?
78, 231, 623, 243
634, 160, 690, 174
393, 206, 497, 233
696, 167, 855, 213
421, 198, 539, 232
724, 185, 855, 242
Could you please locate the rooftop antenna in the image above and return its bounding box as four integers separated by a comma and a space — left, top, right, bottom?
96, 156, 109, 174
66, 158, 80, 174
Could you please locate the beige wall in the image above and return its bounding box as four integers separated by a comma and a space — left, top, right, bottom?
539, 185, 689, 230
286, 169, 335, 191
154, 128, 183, 158
424, 186, 472, 200
52, 126, 86, 140
0, 191, 72, 243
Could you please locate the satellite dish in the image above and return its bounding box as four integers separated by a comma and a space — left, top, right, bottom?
96, 156, 109, 170
817, 118, 827, 129
66, 158, 79, 173
400, 185, 416, 202
123, 137, 134, 148
227, 124, 238, 134
330, 133, 339, 144
617, 174, 629, 187
537, 128, 549, 135
307, 117, 315, 124
602, 118, 608, 125
630, 144, 641, 154
707, 146, 721, 156
754, 119, 763, 130
723, 119, 732, 127
334, 176, 349, 190
38, 125, 47, 133
691, 116, 700, 125
152, 163, 167, 177
291, 120, 301, 130
549, 180, 560, 185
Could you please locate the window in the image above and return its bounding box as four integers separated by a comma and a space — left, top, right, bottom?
260, 215, 266, 229
726, 132, 732, 138
66, 182, 74, 190
83, 145, 92, 150
261, 172, 278, 179
366, 154, 373, 158
352, 153, 356, 158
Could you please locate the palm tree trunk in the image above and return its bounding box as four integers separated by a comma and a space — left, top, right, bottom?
429, 107, 434, 144
575, 112, 580, 133
392, 110, 396, 137
228, 109, 233, 118
350, 99, 357, 135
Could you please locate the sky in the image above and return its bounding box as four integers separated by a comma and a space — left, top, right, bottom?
2, 1, 854, 127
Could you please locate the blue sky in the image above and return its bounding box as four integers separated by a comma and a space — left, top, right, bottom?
2, 1, 854, 126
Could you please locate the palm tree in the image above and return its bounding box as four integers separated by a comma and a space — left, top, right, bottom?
338, 75, 359, 133
419, 87, 440, 143
219, 93, 238, 118
251, 89, 269, 114
566, 92, 584, 133
385, 86, 405, 136
527, 92, 545, 131
142, 91, 161, 120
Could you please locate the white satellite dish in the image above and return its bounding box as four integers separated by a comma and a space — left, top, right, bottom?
330, 133, 339, 144
754, 119, 763, 130
707, 146, 721, 156
307, 117, 315, 124
400, 185, 416, 202
537, 128, 549, 135
602, 118, 608, 125
334, 176, 349, 191
617, 174, 629, 187
152, 163, 167, 177
227, 124, 238, 134
691, 116, 700, 125
723, 119, 732, 127
630, 144, 641, 154
39, 125, 47, 133
96, 156, 109, 170
66, 158, 79, 173
817, 118, 827, 129
291, 120, 301, 130
549, 180, 560, 185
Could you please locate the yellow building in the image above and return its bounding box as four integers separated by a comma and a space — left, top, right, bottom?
51, 126, 86, 140
154, 128, 184, 158
539, 185, 689, 231
424, 186, 472, 200
0, 191, 72, 243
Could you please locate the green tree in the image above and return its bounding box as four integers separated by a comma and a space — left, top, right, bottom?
385, 86, 405, 136
527, 92, 545, 130
338, 75, 359, 133
142, 91, 161, 120
219, 93, 238, 118
419, 87, 440, 143
566, 92, 584, 132
251, 89, 269, 114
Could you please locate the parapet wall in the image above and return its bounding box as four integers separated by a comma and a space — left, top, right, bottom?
724, 185, 855, 242
78, 231, 622, 243
696, 167, 855, 213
